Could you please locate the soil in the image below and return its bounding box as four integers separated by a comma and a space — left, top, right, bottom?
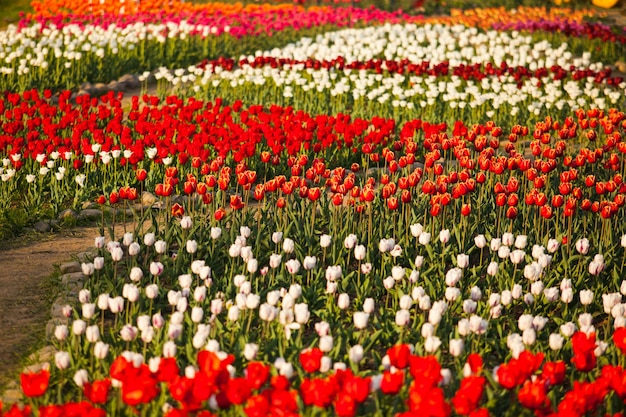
0, 228, 99, 388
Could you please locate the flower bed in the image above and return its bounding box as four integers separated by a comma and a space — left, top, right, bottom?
2, 2, 626, 416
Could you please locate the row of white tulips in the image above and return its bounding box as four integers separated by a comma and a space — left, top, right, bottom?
50, 220, 626, 376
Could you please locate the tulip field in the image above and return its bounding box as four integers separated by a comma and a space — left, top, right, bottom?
4, 0, 626, 416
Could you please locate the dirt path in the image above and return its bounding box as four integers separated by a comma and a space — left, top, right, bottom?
0, 227, 103, 388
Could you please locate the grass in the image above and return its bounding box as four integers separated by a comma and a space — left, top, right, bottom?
0, 0, 31, 28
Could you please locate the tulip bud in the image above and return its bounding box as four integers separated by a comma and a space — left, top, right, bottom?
439, 229, 450, 244
354, 245, 366, 261
319, 335, 334, 352
458, 319, 470, 336
320, 234, 332, 248
155, 240, 167, 254
349, 345, 364, 363
486, 261, 498, 276
152, 313, 165, 329
180, 216, 192, 229
73, 369, 89, 387
559, 322, 577, 338
81, 263, 95, 276
244, 343, 258, 361
55, 324, 69, 341
391, 266, 405, 281
94, 341, 109, 359
338, 293, 350, 310
449, 339, 464, 357
395, 309, 410, 326
186, 240, 197, 254
150, 262, 164, 276
283, 238, 295, 253
120, 324, 137, 341
210, 227, 222, 240
474, 235, 486, 248
410, 223, 423, 238
424, 336, 442, 353
227, 306, 240, 322
580, 290, 594, 305
511, 284, 523, 299
86, 325, 100, 343
303, 256, 317, 270
163, 341, 177, 358
72, 319, 87, 335
383, 277, 395, 290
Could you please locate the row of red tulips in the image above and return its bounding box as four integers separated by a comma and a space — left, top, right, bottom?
7, 330, 626, 417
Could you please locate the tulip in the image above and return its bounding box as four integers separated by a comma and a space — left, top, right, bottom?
354, 244, 366, 261
391, 266, 405, 281
244, 343, 258, 361
73, 370, 89, 388
410, 223, 423, 238
580, 290, 594, 305
283, 238, 295, 253
344, 234, 358, 249
474, 235, 487, 248
143, 233, 156, 247
456, 254, 469, 268
319, 335, 334, 352
424, 336, 442, 353
81, 263, 95, 276
338, 293, 350, 310
418, 233, 431, 245
94, 342, 109, 360
186, 240, 198, 254
449, 339, 464, 357
320, 234, 332, 248
228, 306, 240, 322
272, 232, 283, 244
86, 325, 100, 343
55, 325, 69, 341
575, 238, 590, 255
155, 240, 167, 254
303, 256, 317, 270
163, 341, 177, 358
395, 309, 410, 326
120, 325, 137, 341
285, 259, 301, 274
55, 351, 70, 370
129, 267, 143, 282
344, 345, 364, 365
211, 227, 222, 240
487, 261, 499, 276
93, 257, 104, 270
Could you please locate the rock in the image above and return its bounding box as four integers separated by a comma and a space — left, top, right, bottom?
59, 261, 81, 274
141, 191, 157, 206
79, 209, 102, 220
119, 74, 140, 89
2, 389, 22, 405
50, 299, 71, 319
29, 346, 56, 363
58, 209, 78, 220
33, 221, 51, 232
23, 362, 47, 374
107, 81, 126, 93
82, 201, 98, 210
76, 252, 94, 263
616, 61, 626, 73
76, 89, 91, 97
61, 272, 85, 285
80, 82, 93, 91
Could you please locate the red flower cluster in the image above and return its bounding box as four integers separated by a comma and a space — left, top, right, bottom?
300, 369, 370, 417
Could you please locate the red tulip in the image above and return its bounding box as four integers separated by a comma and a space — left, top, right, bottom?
21, 368, 50, 397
